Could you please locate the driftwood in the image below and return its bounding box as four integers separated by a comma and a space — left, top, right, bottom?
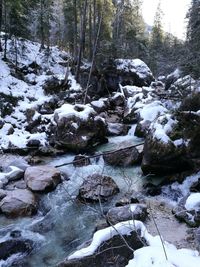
55, 142, 144, 168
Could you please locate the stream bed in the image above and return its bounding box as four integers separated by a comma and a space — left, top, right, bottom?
0, 134, 147, 267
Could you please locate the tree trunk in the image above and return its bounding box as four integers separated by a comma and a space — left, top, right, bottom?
40, 0, 45, 50
89, 0, 93, 60
75, 0, 88, 82
73, 0, 78, 60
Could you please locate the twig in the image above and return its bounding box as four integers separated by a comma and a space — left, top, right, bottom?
55, 142, 144, 168
148, 201, 168, 261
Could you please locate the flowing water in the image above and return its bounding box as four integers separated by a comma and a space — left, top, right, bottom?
0, 133, 146, 267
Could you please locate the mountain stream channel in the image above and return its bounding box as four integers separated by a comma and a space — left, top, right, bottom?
0, 129, 198, 267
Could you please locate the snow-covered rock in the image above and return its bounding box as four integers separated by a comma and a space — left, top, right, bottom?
115, 58, 154, 86
59, 220, 200, 267
54, 103, 108, 151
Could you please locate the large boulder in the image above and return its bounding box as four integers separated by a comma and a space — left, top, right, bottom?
78, 59, 154, 98
141, 114, 192, 175
103, 146, 142, 167
0, 189, 37, 217
115, 58, 154, 87
78, 173, 119, 203
106, 204, 147, 225
24, 166, 61, 192
141, 134, 191, 175
54, 104, 108, 152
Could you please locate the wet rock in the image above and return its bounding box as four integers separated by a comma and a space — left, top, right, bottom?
106, 204, 147, 225
103, 146, 142, 167
78, 173, 119, 203
58, 230, 145, 267
0, 189, 7, 200
0, 238, 33, 260
0, 189, 37, 217
143, 183, 162, 196
73, 155, 91, 167
190, 178, 200, 192
54, 104, 108, 152
24, 166, 61, 192
10, 230, 22, 238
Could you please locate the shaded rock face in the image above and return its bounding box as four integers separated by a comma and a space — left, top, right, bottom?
106, 204, 148, 225
78, 59, 154, 98
24, 166, 61, 192
0, 238, 33, 260
43, 76, 67, 95
0, 189, 37, 217
134, 121, 151, 138
141, 134, 192, 175
54, 105, 108, 152
78, 174, 119, 203
58, 231, 145, 267
103, 146, 142, 167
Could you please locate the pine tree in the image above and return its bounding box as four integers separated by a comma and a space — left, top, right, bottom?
112, 0, 146, 58
151, 0, 163, 51
183, 0, 200, 77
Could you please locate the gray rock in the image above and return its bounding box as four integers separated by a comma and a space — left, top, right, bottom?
103, 146, 142, 167
0, 189, 7, 200
106, 204, 148, 225
0, 189, 37, 217
78, 173, 119, 202
24, 165, 61, 192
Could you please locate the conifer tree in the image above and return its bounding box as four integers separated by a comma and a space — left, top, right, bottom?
183, 0, 200, 77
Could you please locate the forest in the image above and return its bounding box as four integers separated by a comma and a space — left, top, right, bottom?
0, 0, 199, 77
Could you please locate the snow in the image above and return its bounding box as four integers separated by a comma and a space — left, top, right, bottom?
68, 219, 200, 267
151, 115, 177, 144
115, 58, 153, 79
91, 99, 105, 109
54, 104, 96, 121
139, 101, 167, 123
68, 220, 146, 260
126, 245, 200, 267
185, 193, 200, 211
0, 37, 83, 150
